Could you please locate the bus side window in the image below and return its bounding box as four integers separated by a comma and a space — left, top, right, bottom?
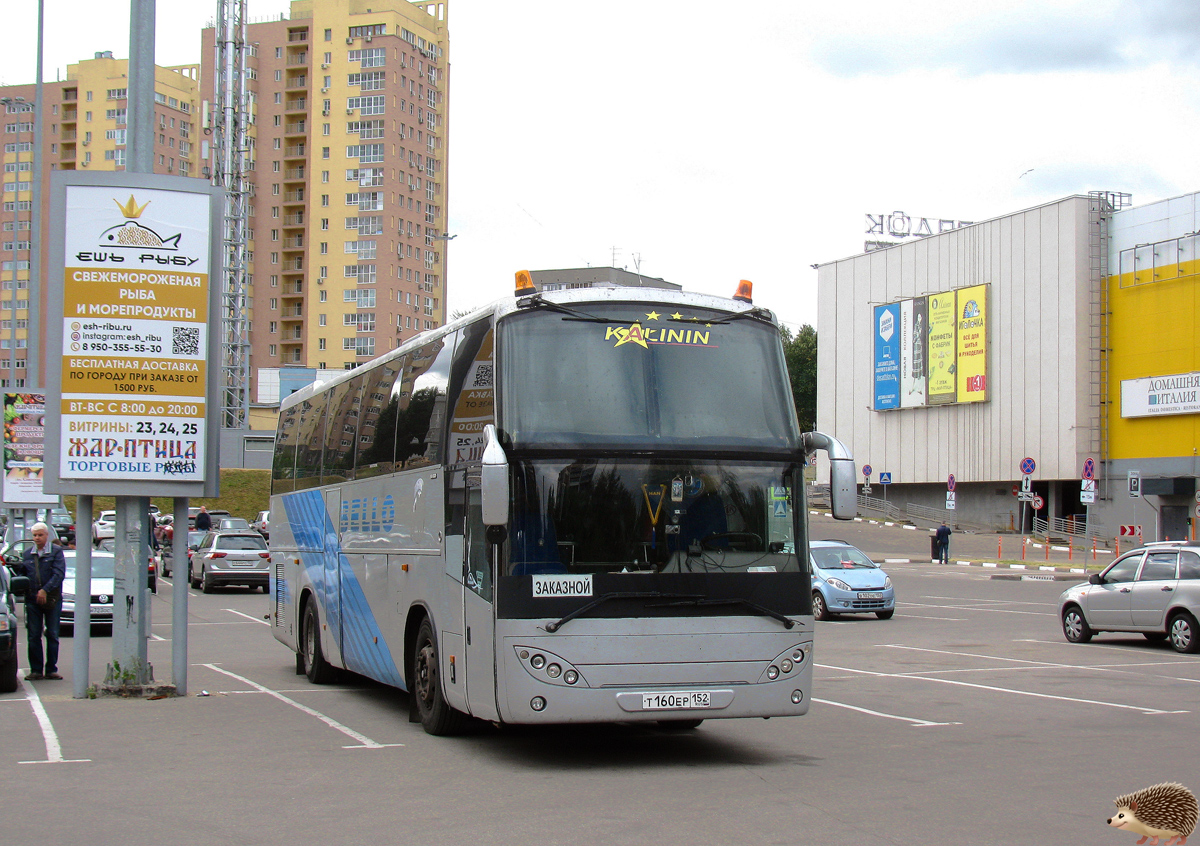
321, 374, 365, 487
355, 360, 403, 479
272, 405, 300, 494
445, 320, 494, 469
293, 400, 327, 491
397, 332, 458, 469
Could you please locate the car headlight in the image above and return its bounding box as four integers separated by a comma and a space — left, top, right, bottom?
884, 577, 892, 589
827, 578, 851, 591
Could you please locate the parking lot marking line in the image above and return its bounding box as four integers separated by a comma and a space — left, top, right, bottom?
813, 698, 961, 727
897, 612, 967, 621
815, 662, 1189, 715
201, 664, 404, 750
224, 608, 270, 626
150, 633, 167, 641
903, 601, 1047, 617
18, 682, 91, 765
879, 644, 1194, 682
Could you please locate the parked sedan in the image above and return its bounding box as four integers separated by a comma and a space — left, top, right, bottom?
1059, 542, 1200, 653
250, 511, 269, 539
1, 565, 29, 692
61, 551, 118, 634
189, 531, 270, 593
93, 510, 117, 544
809, 539, 895, 620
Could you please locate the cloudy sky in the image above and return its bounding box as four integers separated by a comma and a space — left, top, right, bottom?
3, 0, 1200, 332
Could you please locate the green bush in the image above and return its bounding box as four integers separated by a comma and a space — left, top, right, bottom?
65, 469, 271, 523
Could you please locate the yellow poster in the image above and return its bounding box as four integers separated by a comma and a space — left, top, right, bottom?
955, 284, 988, 403
926, 293, 957, 404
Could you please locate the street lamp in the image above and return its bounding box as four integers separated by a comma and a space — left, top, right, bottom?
0, 96, 30, 389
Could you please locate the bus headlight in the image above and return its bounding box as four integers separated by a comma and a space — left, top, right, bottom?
530, 654, 546, 670
563, 670, 579, 685
546, 663, 562, 678
791, 690, 803, 704
766, 665, 780, 680
531, 697, 546, 712
514, 646, 587, 687
781, 658, 793, 673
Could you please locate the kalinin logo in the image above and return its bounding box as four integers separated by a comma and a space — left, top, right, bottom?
605, 311, 714, 350
99, 195, 182, 251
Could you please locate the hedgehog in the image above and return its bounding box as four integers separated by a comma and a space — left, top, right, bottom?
1108, 783, 1198, 846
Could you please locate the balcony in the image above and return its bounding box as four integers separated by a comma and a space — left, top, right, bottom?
281, 305, 304, 318
286, 75, 308, 90
284, 98, 308, 113
287, 52, 308, 67
284, 167, 306, 181
284, 144, 306, 158
283, 190, 305, 203
283, 236, 304, 249
282, 213, 304, 226
284, 121, 307, 136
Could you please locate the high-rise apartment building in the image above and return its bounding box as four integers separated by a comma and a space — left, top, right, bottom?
1, 53, 200, 388
202, 0, 449, 399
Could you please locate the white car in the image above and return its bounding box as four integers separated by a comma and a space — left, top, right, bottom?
61, 551, 118, 633
93, 510, 117, 543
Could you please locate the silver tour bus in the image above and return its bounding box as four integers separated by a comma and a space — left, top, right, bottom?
269, 275, 856, 734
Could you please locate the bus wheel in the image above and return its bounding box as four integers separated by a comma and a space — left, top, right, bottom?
657, 719, 703, 730
301, 601, 336, 684
412, 617, 469, 735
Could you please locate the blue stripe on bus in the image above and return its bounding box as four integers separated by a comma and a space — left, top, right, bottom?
283, 489, 405, 690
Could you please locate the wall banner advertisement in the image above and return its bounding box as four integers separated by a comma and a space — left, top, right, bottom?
3, 393, 57, 506
900, 297, 927, 408
926, 292, 957, 404
873, 303, 901, 410
955, 284, 988, 403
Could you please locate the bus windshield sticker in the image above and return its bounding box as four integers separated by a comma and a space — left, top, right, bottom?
604, 314, 716, 350
532, 574, 593, 599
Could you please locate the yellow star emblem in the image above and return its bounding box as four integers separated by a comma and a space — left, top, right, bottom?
613, 322, 649, 349
671, 312, 683, 320
645, 311, 660, 321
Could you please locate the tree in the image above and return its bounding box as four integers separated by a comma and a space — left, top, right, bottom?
780, 324, 817, 431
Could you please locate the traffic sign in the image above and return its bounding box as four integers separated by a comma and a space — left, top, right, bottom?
1018, 491, 1035, 502
1012, 484, 1019, 497
1195, 489, 1200, 505
1082, 458, 1095, 480
1080, 479, 1096, 504
947, 474, 956, 492
862, 464, 872, 478
1032, 494, 1044, 510
1021, 475, 1032, 493
946, 491, 956, 510
879, 472, 892, 485
1194, 502, 1200, 519
1020, 457, 1036, 476
1119, 525, 1142, 537
862, 484, 872, 495
1128, 470, 1141, 498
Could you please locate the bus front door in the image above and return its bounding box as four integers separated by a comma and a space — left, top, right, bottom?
463, 489, 498, 721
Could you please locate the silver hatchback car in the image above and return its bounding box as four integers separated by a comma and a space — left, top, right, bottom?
1059, 542, 1200, 653
189, 531, 270, 594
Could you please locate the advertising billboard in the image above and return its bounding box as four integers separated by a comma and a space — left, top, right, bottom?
44, 171, 223, 497
955, 284, 988, 403
2, 393, 57, 506
873, 303, 901, 410
872, 284, 989, 412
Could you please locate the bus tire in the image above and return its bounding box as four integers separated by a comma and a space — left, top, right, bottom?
412, 617, 469, 735
301, 600, 337, 684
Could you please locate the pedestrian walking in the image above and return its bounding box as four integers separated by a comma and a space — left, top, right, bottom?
194, 506, 212, 532
935, 521, 952, 565
17, 522, 67, 681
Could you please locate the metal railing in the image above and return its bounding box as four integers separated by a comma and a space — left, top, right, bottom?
857, 494, 902, 521
905, 502, 947, 525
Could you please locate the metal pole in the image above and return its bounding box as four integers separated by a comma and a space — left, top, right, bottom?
171, 497, 188, 693
28, 0, 44, 387
72, 494, 93, 698
109, 0, 156, 687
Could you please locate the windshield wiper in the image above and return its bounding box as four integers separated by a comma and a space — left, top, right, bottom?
545, 591, 706, 633
645, 597, 796, 629
515, 296, 616, 324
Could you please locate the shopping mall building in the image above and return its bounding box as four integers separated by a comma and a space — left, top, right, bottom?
816, 190, 1199, 542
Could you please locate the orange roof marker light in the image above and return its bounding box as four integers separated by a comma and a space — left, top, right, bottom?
733, 279, 753, 303
515, 269, 536, 296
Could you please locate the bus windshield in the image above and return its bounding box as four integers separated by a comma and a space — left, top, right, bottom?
499, 304, 800, 451
503, 457, 802, 577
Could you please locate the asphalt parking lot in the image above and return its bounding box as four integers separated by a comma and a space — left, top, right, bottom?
2, 546, 1197, 845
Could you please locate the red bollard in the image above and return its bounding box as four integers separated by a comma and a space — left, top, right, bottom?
1021, 540, 1026, 561
1069, 542, 1073, 561
1045, 542, 1049, 561
998, 537, 1002, 557
1115, 537, 1120, 556
1092, 538, 1097, 561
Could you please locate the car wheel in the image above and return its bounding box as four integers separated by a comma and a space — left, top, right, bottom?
301, 600, 336, 684
188, 563, 199, 589
201, 567, 213, 594
0, 651, 18, 693
1143, 632, 1167, 642
412, 617, 470, 735
876, 609, 895, 620
160, 558, 170, 578
812, 591, 832, 621
657, 719, 704, 730
149, 577, 157, 594
1168, 611, 1200, 654
1062, 605, 1093, 643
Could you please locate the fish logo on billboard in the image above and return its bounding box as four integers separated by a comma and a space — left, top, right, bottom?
100, 195, 182, 250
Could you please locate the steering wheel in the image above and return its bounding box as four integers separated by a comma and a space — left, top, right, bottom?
700, 532, 763, 551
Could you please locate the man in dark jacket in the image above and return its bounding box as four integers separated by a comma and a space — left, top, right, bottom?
194, 507, 212, 533
935, 522, 952, 565
18, 522, 67, 681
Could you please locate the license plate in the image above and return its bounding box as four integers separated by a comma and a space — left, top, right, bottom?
858, 591, 883, 599
90, 604, 111, 614
640, 691, 712, 710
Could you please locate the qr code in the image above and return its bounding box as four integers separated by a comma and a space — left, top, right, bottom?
172, 326, 201, 356
472, 363, 493, 388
